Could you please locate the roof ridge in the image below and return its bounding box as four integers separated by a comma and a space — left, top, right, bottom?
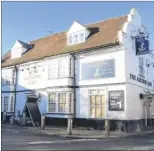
29, 14, 128, 44
85, 14, 128, 27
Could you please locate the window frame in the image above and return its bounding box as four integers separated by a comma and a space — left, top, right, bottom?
10, 96, 15, 112
4, 96, 9, 112
89, 90, 105, 119
48, 57, 73, 79
47, 92, 73, 114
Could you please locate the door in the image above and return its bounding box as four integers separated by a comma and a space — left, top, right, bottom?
89, 90, 106, 118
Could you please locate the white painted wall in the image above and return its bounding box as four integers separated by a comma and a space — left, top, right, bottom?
76, 84, 126, 119
120, 9, 154, 91
75, 46, 126, 86
17, 54, 73, 91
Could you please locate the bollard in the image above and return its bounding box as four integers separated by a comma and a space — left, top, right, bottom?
67, 114, 73, 135
105, 119, 110, 137
41, 113, 45, 130
3, 111, 7, 123
22, 112, 26, 126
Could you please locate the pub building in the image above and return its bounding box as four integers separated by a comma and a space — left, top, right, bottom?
1, 8, 154, 132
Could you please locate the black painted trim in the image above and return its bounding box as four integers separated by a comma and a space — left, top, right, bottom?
46, 113, 73, 115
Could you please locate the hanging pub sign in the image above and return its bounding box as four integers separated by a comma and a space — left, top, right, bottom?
136, 36, 149, 55
81, 59, 115, 80
109, 90, 124, 111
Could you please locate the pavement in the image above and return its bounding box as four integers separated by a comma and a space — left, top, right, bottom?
2, 124, 154, 150
22, 124, 154, 139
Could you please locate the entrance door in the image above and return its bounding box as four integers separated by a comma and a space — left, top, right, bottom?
89, 90, 106, 118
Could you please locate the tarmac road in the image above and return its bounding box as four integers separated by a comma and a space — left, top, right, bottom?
2, 124, 154, 150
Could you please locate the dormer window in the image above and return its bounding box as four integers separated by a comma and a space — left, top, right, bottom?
68, 36, 73, 44
80, 33, 84, 42
74, 34, 78, 43
66, 21, 91, 46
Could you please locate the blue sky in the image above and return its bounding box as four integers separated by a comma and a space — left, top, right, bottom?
2, 1, 154, 56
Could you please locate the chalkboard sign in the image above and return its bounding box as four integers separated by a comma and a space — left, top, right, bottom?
109, 90, 124, 111
81, 59, 115, 80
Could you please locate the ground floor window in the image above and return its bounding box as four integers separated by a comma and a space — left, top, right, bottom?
89, 90, 105, 118
10, 96, 15, 112
4, 96, 9, 112
48, 92, 73, 113
1, 97, 3, 111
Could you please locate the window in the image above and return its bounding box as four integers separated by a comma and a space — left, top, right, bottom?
1, 97, 3, 111
48, 92, 73, 113
4, 96, 9, 112
68, 93, 72, 113
48, 59, 58, 79
58, 93, 66, 112
68, 36, 72, 44
48, 57, 72, 79
48, 93, 56, 112
69, 58, 72, 77
80, 33, 84, 42
74, 35, 78, 43
59, 58, 68, 77
89, 90, 105, 118
10, 96, 14, 112
12, 69, 16, 84
139, 58, 144, 77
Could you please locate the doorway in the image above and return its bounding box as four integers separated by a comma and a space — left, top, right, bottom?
89, 90, 106, 118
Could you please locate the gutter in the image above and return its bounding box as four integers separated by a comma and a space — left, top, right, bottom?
70, 53, 76, 118
2, 42, 119, 68
13, 65, 18, 115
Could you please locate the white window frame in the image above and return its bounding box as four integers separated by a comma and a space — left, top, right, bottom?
1, 97, 3, 112
47, 92, 73, 114
12, 69, 16, 85
10, 96, 15, 112
48, 59, 58, 79
48, 57, 72, 79
67, 31, 85, 45
4, 96, 9, 112
89, 90, 105, 119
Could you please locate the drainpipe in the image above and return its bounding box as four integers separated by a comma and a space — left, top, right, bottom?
14, 65, 18, 116
71, 53, 76, 119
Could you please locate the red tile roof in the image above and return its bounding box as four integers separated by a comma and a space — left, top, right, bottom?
2, 15, 128, 67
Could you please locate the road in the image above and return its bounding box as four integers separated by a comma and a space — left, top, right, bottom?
2, 124, 154, 150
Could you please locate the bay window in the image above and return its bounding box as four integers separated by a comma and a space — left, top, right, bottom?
48, 57, 72, 79
48, 59, 58, 79
48, 93, 56, 112
48, 92, 73, 113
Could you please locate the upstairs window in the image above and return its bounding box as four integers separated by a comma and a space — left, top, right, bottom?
67, 32, 85, 45
12, 69, 16, 84
80, 33, 84, 42
139, 58, 144, 77
74, 34, 78, 43
68, 36, 72, 44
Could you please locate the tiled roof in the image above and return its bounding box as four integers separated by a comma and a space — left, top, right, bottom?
2, 15, 128, 67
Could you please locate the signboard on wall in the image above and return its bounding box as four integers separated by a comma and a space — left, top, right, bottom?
109, 90, 124, 111
81, 59, 115, 80
136, 36, 149, 55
